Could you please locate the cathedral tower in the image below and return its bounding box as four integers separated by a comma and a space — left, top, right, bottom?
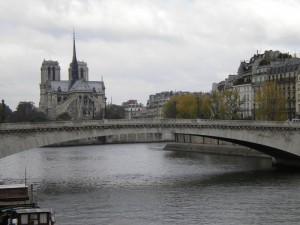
39, 60, 60, 111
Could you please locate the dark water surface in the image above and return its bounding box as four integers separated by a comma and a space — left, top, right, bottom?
1, 143, 300, 225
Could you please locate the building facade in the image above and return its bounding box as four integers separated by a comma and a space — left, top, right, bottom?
213, 50, 300, 120
39, 34, 106, 120
122, 100, 145, 119
267, 59, 300, 119
146, 91, 188, 118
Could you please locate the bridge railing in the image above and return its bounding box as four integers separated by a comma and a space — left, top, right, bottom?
0, 118, 299, 131
196, 119, 299, 127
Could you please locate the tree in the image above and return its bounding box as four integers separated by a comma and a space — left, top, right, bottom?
277, 53, 292, 60
259, 59, 270, 66
163, 97, 177, 118
175, 94, 197, 118
164, 93, 214, 119
198, 94, 211, 119
163, 94, 197, 119
195, 93, 211, 119
164, 91, 243, 120
56, 112, 72, 121
0, 100, 12, 123
10, 102, 47, 122
106, 104, 125, 119
209, 89, 243, 120
254, 81, 286, 121
223, 89, 243, 120
209, 91, 224, 119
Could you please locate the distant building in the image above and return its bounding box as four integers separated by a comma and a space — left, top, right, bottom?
146, 91, 188, 118
268, 59, 300, 119
39, 34, 106, 120
122, 100, 145, 119
212, 50, 300, 119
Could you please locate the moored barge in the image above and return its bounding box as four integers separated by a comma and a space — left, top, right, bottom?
0, 184, 55, 225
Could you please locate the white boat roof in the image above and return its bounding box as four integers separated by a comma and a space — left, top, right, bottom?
0, 184, 28, 189
15, 208, 54, 214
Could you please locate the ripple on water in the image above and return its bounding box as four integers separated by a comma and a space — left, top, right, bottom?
1, 143, 300, 225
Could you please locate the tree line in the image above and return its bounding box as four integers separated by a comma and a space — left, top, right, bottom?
0, 101, 126, 123
0, 101, 47, 123
164, 81, 287, 121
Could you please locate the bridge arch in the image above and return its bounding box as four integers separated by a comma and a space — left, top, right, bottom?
1, 119, 300, 167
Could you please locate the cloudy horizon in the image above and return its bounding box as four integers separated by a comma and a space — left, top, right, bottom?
1, 0, 300, 110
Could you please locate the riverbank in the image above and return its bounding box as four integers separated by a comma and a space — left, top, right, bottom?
164, 143, 271, 158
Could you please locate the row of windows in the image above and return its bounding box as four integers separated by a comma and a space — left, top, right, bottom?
253, 77, 264, 83
240, 102, 251, 109
269, 64, 299, 74
240, 94, 251, 101
269, 72, 297, 81
20, 213, 48, 224
46, 67, 87, 81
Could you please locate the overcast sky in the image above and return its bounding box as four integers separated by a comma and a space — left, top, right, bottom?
1, 0, 300, 110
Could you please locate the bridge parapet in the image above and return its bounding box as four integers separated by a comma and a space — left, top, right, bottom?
1, 119, 300, 133
1, 119, 300, 167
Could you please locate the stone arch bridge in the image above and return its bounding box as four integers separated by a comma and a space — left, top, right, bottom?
1, 119, 300, 167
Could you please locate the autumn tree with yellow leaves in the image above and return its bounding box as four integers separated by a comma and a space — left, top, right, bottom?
209, 89, 242, 120
254, 81, 286, 121
163, 94, 196, 119
163, 93, 211, 119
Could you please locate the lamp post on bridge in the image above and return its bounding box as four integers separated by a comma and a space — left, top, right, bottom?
92, 101, 95, 119
253, 103, 256, 120
288, 98, 292, 121
197, 96, 200, 118
1, 99, 5, 123
104, 96, 107, 119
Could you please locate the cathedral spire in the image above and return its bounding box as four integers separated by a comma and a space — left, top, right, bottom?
69, 32, 79, 88
72, 32, 78, 66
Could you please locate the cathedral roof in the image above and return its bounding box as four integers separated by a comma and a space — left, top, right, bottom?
49, 80, 104, 93
69, 79, 104, 92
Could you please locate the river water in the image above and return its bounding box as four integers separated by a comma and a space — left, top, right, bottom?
1, 143, 300, 225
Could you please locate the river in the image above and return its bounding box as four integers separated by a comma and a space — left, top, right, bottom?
1, 143, 300, 225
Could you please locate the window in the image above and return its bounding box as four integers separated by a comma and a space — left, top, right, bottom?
21, 214, 28, 224
48, 67, 51, 81
81, 68, 84, 79
29, 214, 38, 225
52, 67, 55, 80
30, 214, 37, 220
39, 213, 48, 224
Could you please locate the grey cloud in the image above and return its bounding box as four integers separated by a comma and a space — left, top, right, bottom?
1, 0, 300, 109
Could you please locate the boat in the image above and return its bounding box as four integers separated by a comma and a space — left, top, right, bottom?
0, 184, 55, 225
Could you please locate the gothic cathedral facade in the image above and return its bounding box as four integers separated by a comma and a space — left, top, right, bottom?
39, 34, 106, 120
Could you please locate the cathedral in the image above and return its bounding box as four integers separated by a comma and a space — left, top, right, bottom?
39, 34, 106, 120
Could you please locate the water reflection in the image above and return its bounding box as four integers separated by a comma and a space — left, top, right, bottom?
1, 143, 300, 225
